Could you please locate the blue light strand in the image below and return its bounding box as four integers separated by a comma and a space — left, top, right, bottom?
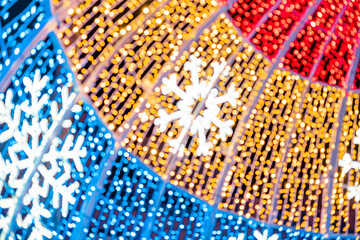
0, 0, 51, 80
84, 150, 162, 239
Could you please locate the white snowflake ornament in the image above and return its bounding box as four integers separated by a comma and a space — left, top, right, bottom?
154, 55, 239, 156
338, 153, 360, 176
253, 229, 279, 240
348, 185, 360, 202
0, 70, 86, 239
354, 129, 360, 145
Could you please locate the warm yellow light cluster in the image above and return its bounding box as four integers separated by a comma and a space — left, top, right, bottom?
120, 15, 270, 204
331, 92, 360, 235
83, 0, 218, 131
219, 70, 308, 222
274, 83, 344, 233
58, 0, 164, 81
119, 14, 242, 175
168, 17, 269, 202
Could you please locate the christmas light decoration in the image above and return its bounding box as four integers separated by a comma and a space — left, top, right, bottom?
3, 0, 360, 239
154, 55, 239, 156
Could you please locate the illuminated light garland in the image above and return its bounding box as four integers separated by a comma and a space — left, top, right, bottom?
220, 70, 308, 222
0, 70, 83, 240
312, 36, 356, 88
251, 5, 301, 59
228, 0, 360, 89
58, 0, 164, 82
283, 23, 328, 77
84, 0, 219, 131
331, 92, 360, 235
0, 0, 50, 79
212, 211, 324, 240
274, 84, 344, 233
154, 55, 238, 156
84, 150, 162, 239
228, 0, 277, 37
120, 14, 244, 174
150, 183, 211, 239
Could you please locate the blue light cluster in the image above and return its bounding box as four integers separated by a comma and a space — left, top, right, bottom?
150, 184, 212, 240
83, 150, 163, 239
0, 32, 75, 166
1, 1, 360, 240
43, 102, 115, 240
0, 0, 51, 79
211, 211, 325, 240
0, 31, 114, 239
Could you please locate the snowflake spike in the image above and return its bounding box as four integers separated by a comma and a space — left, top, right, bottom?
5, 89, 14, 109
339, 153, 354, 177
23, 76, 33, 92
40, 118, 49, 133
71, 104, 82, 113
185, 55, 202, 88
0, 129, 14, 143
201, 60, 228, 98
348, 185, 360, 202
38, 75, 49, 92
61, 85, 69, 103
354, 129, 360, 144
0, 101, 5, 119
62, 134, 74, 153
35, 94, 50, 113
237, 233, 245, 240
0, 198, 15, 209
253, 229, 279, 240
154, 109, 172, 132
50, 100, 59, 121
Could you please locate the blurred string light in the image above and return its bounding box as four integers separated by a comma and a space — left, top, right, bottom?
0, 32, 114, 239
229, 0, 360, 88
2, 0, 360, 239
0, 0, 50, 79
120, 14, 271, 205
331, 92, 360, 235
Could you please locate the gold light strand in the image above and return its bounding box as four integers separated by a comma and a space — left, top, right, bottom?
58, 0, 164, 81
120, 14, 243, 178
86, 0, 219, 131
274, 83, 344, 233
331, 92, 360, 235
219, 70, 308, 222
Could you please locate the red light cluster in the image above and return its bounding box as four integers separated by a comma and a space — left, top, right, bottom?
283, 24, 328, 77
284, 0, 315, 15
335, 1, 360, 42
283, 0, 348, 79
228, 0, 277, 37
310, 0, 344, 31
251, 5, 302, 59
312, 37, 356, 87
313, 2, 360, 87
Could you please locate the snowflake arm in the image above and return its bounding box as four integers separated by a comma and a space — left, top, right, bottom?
354, 129, 360, 144
254, 230, 279, 240
339, 153, 360, 176
155, 55, 238, 156
0, 70, 85, 239
348, 185, 360, 202
200, 61, 228, 98
161, 74, 189, 100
